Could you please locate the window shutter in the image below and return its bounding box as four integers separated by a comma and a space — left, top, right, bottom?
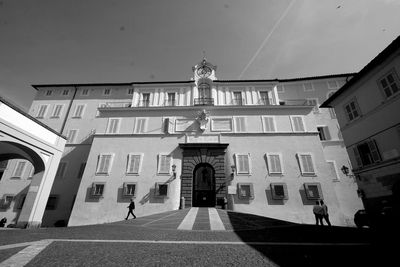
107, 119, 119, 133
98, 155, 112, 174
263, 117, 275, 132
212, 118, 232, 131
292, 117, 305, 132
235, 117, 246, 132
37, 105, 47, 118
367, 140, 381, 163
14, 162, 26, 177
300, 154, 315, 174
128, 155, 141, 174
135, 119, 146, 133
237, 154, 250, 174
67, 130, 77, 143
269, 154, 282, 173
159, 154, 171, 174
352, 147, 363, 167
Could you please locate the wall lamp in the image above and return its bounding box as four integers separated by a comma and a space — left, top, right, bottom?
172, 164, 177, 178
341, 165, 350, 176
231, 165, 236, 179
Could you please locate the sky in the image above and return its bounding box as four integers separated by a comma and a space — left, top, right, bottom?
1, 0, 400, 111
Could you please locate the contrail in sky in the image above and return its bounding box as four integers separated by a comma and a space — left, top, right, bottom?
238, 0, 296, 79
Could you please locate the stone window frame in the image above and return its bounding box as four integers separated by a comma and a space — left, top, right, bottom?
290, 115, 306, 132
261, 116, 277, 132
96, 153, 115, 176
154, 182, 169, 198
36, 104, 49, 118
270, 183, 288, 200
123, 182, 137, 197
237, 183, 254, 199
157, 153, 172, 175
106, 118, 122, 134
304, 183, 323, 200
266, 153, 284, 175
297, 153, 317, 176
91, 183, 105, 198
126, 153, 143, 175
234, 153, 252, 175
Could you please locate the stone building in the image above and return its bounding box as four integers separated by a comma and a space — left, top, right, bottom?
1, 59, 363, 227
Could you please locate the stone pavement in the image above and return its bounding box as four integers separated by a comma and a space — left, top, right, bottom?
0, 208, 392, 266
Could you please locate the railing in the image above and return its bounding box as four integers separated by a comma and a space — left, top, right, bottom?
164, 100, 176, 107
138, 100, 150, 107
279, 99, 308, 106
258, 98, 273, 105
103, 102, 132, 108
194, 98, 214, 106
231, 98, 245, 106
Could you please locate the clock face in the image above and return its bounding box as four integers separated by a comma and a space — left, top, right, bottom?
197, 66, 212, 77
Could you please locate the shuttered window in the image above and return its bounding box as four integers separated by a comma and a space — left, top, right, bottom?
66, 129, 78, 143
73, 104, 85, 118
158, 154, 172, 174
96, 154, 114, 175
235, 154, 251, 174
127, 154, 142, 174
291, 116, 305, 132
298, 153, 315, 175
106, 118, 120, 134
134, 118, 147, 133
51, 104, 63, 118
267, 153, 283, 174
13, 161, 26, 178
91, 183, 105, 196
270, 183, 288, 200
262, 116, 276, 132
36, 105, 48, 118
306, 98, 319, 113
304, 183, 323, 200
124, 183, 136, 196
237, 183, 254, 199
234, 117, 246, 132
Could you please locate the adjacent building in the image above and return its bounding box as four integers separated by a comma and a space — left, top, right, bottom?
1, 58, 363, 227
322, 36, 400, 215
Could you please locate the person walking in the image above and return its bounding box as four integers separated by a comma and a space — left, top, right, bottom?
320, 200, 331, 226
125, 198, 136, 220
313, 200, 324, 226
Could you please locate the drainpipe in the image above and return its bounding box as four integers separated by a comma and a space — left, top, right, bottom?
60, 85, 78, 134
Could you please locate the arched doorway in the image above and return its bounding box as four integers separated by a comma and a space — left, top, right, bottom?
193, 163, 215, 207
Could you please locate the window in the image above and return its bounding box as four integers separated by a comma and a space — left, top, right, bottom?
73, 104, 85, 118
211, 118, 232, 132
51, 104, 63, 118
262, 116, 276, 132
379, 70, 400, 98
344, 99, 361, 122
306, 98, 319, 113
155, 183, 168, 197
291, 116, 305, 132
106, 118, 121, 134
66, 129, 78, 144
104, 88, 111, 96
352, 139, 381, 167
36, 105, 48, 118
259, 91, 271, 105
123, 183, 137, 197
12, 161, 26, 178
235, 153, 251, 175
56, 162, 67, 178
77, 162, 86, 179
232, 92, 243, 105
298, 153, 316, 175
45, 195, 59, 210
266, 153, 283, 174
45, 90, 53, 96
277, 84, 285, 93
141, 93, 150, 107
0, 160, 8, 171
96, 154, 114, 175
28, 166, 34, 179
270, 183, 288, 200
81, 89, 89, 96
317, 126, 331, 141
198, 83, 211, 98
166, 93, 176, 106
163, 117, 175, 133
127, 88, 134, 95
327, 81, 339, 89
126, 154, 142, 175
62, 89, 69, 96
234, 117, 246, 132
1, 195, 14, 209
91, 183, 105, 197
303, 82, 314, 92
326, 160, 339, 181
237, 183, 254, 199
304, 183, 323, 200
158, 154, 172, 174
134, 118, 147, 133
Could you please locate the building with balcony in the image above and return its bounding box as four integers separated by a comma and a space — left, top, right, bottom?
0, 58, 363, 227
322, 35, 400, 216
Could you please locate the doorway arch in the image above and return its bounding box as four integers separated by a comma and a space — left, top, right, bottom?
193, 163, 215, 207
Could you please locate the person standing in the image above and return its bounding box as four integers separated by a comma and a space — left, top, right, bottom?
320, 200, 331, 226
125, 199, 136, 220
313, 200, 324, 226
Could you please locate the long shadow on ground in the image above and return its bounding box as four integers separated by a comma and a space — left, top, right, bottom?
225, 210, 388, 267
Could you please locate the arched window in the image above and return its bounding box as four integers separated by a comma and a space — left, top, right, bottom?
198, 83, 211, 99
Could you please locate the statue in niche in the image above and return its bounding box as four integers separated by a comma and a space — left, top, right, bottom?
196, 109, 210, 131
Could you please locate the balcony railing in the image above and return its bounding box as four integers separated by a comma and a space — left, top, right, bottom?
164, 100, 176, 107
279, 99, 308, 106
194, 98, 214, 106
103, 102, 132, 108
138, 100, 150, 107
258, 98, 273, 105
231, 98, 245, 106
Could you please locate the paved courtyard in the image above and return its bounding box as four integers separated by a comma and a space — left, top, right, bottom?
0, 208, 393, 266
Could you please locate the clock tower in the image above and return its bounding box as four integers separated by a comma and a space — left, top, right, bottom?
192, 57, 217, 81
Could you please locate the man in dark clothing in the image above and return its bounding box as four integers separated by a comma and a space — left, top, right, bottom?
320, 200, 331, 226
125, 199, 136, 220
313, 200, 324, 225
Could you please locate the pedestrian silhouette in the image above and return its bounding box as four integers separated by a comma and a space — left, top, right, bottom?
0, 217, 6, 227
125, 199, 136, 220
313, 200, 324, 226
320, 200, 331, 226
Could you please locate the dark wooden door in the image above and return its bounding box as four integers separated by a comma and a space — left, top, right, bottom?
193, 164, 215, 207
